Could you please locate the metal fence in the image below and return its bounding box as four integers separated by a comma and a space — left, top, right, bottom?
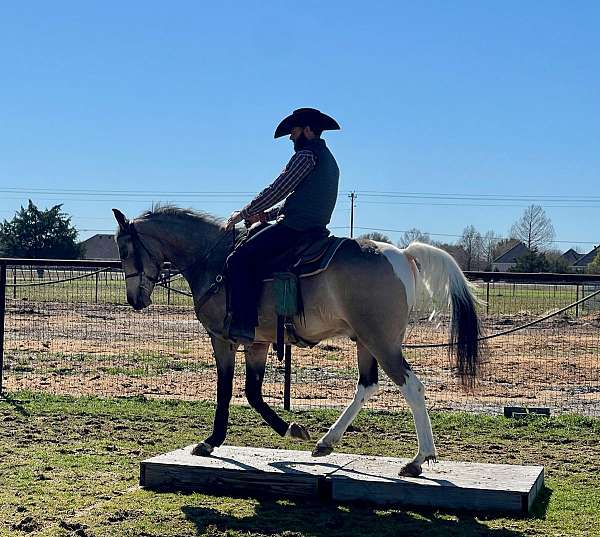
1, 258, 599, 416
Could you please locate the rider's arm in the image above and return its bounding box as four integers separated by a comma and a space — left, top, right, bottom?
239, 150, 316, 219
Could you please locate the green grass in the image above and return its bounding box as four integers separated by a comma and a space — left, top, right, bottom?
1, 392, 599, 536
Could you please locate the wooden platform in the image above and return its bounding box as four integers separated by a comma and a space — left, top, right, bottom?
140, 445, 544, 514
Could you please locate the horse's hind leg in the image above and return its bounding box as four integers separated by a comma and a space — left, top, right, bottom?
312, 340, 378, 456
245, 343, 310, 441
376, 350, 437, 477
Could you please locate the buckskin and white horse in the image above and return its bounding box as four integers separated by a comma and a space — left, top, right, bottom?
113, 206, 484, 477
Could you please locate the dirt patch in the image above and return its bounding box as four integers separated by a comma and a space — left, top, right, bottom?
4, 299, 600, 414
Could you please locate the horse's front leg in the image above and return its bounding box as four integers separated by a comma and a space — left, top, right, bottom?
192, 335, 237, 456
245, 343, 310, 441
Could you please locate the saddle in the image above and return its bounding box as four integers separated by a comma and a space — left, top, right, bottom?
234, 223, 349, 356
262, 226, 348, 281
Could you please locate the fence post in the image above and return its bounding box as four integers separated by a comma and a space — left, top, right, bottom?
95, 272, 99, 303
283, 344, 292, 411
166, 264, 171, 305
0, 263, 6, 395
486, 281, 490, 314
12, 268, 16, 299
575, 284, 580, 317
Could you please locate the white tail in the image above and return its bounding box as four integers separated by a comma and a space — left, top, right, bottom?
403, 242, 484, 385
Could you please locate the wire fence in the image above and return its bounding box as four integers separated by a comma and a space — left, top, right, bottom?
1, 259, 599, 416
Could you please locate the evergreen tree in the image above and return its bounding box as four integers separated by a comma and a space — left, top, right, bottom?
510, 251, 551, 273
587, 251, 600, 274
0, 200, 83, 259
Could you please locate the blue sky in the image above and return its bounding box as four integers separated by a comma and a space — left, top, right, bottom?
1, 1, 598, 250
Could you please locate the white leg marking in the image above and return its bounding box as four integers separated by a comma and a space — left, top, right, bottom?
374, 242, 416, 310
400, 370, 437, 463
318, 383, 378, 447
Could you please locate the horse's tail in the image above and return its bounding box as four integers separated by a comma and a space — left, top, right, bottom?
403, 241, 485, 386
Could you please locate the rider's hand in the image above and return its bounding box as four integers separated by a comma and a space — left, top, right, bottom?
243, 212, 267, 228
224, 211, 243, 231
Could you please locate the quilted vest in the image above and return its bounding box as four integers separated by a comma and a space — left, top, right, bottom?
281, 138, 339, 231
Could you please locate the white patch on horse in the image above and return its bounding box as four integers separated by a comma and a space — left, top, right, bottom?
400, 370, 437, 462
374, 241, 416, 310
317, 383, 378, 447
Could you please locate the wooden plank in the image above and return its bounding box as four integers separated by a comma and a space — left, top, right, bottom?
140, 445, 355, 498
140, 445, 544, 514
330, 455, 544, 514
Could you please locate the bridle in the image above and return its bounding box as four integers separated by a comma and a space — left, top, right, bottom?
118, 222, 163, 300
119, 220, 239, 307
121, 222, 161, 281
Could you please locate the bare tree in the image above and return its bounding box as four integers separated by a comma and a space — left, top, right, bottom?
458, 225, 484, 270
481, 230, 502, 269
510, 205, 555, 251
357, 232, 393, 244
397, 228, 431, 248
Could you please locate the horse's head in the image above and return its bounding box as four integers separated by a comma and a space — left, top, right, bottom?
113, 208, 164, 311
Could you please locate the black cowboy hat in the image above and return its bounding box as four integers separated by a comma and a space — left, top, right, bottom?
274, 107, 340, 138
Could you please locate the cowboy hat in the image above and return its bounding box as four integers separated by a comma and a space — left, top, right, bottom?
274, 108, 340, 138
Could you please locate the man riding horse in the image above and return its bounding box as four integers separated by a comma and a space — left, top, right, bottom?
224, 107, 341, 343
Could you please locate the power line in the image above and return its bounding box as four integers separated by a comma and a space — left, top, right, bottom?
3, 187, 600, 203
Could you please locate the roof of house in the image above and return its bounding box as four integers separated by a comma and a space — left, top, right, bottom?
493, 241, 530, 264
573, 245, 600, 267
561, 248, 583, 265
80, 234, 119, 260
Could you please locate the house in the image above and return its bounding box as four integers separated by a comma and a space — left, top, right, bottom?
561, 248, 584, 270
491, 241, 531, 271
80, 234, 119, 260
573, 246, 600, 273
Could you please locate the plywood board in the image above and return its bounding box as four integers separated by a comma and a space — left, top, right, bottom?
140, 445, 544, 514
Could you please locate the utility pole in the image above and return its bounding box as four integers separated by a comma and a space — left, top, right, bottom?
348, 191, 357, 238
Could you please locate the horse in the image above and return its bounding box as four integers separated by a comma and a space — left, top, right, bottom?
112, 206, 484, 477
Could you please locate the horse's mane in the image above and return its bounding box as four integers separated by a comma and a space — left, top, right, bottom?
137, 204, 222, 226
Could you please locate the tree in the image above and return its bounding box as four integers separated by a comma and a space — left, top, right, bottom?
545, 250, 571, 273
588, 251, 600, 274
510, 205, 555, 251
458, 225, 484, 270
357, 232, 392, 244
0, 200, 83, 259
434, 242, 468, 270
510, 251, 550, 273
481, 230, 502, 270
397, 228, 431, 248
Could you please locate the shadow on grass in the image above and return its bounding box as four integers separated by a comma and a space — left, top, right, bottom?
529, 485, 552, 520
0, 392, 31, 416
181, 498, 531, 537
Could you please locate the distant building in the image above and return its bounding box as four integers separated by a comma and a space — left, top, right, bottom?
561, 248, 583, 270
573, 246, 600, 272
80, 234, 119, 260
491, 241, 531, 271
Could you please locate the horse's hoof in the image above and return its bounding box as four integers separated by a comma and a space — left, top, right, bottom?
288, 422, 311, 441
312, 444, 334, 457
191, 442, 213, 457
399, 461, 422, 477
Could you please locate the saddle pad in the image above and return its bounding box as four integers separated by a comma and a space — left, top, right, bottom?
263, 237, 349, 281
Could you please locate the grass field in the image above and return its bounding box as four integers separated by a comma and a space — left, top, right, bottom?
1, 392, 599, 536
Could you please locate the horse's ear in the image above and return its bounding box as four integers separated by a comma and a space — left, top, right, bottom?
112, 208, 129, 231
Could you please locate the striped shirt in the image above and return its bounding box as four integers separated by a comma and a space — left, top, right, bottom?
240, 150, 316, 219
